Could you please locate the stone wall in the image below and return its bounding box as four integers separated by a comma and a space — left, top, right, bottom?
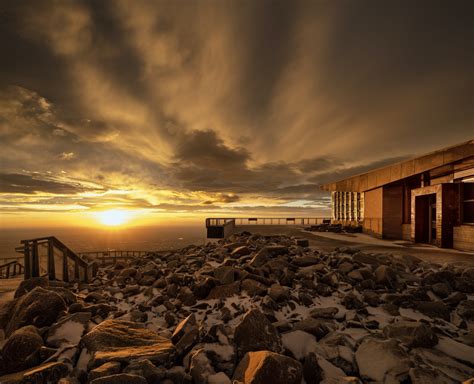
362, 187, 383, 238
453, 225, 474, 251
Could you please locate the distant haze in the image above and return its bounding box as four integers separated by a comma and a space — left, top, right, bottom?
0, 0, 473, 227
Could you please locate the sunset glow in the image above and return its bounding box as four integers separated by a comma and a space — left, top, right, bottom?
95, 210, 132, 227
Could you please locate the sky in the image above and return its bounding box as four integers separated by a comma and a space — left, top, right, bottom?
0, 0, 473, 228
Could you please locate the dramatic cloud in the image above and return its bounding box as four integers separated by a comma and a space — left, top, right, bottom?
0, 0, 472, 221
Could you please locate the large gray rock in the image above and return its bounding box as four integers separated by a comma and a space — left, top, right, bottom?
233, 351, 302, 384
355, 338, 412, 382
234, 309, 282, 357
189, 348, 216, 384
0, 362, 69, 384
231, 246, 251, 258
241, 279, 267, 296
0, 325, 43, 374
46, 312, 91, 347
90, 373, 148, 384
123, 359, 166, 384
416, 301, 451, 321
374, 265, 397, 286
5, 287, 66, 336
171, 314, 199, 355
89, 362, 122, 381
383, 321, 438, 348
412, 348, 474, 382
82, 319, 175, 367
14, 277, 49, 298
268, 283, 290, 302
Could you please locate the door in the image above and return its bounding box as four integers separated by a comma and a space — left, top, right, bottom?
415, 194, 436, 244
429, 201, 436, 243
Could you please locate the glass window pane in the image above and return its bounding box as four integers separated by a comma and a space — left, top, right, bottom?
463, 201, 474, 223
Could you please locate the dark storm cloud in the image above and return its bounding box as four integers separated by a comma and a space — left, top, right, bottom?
0, 173, 96, 194
0, 0, 473, 216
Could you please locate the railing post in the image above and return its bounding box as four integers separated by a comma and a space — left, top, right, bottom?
24, 242, 31, 279
63, 249, 69, 282
48, 241, 55, 280
32, 241, 39, 277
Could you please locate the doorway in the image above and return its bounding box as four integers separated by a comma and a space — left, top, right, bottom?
415, 194, 437, 244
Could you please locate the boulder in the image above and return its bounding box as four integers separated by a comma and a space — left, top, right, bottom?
206, 282, 240, 299
0, 362, 69, 384
374, 265, 396, 286
352, 252, 380, 266
177, 287, 196, 306
213, 266, 236, 285
14, 277, 49, 298
166, 365, 192, 383
431, 282, 452, 299
90, 373, 148, 384
171, 314, 199, 355
309, 307, 339, 319
412, 348, 474, 382
233, 351, 302, 384
292, 256, 320, 267
355, 338, 412, 382
249, 248, 269, 267
295, 239, 309, 247
234, 309, 282, 357
268, 284, 290, 302
231, 246, 251, 258
303, 352, 323, 384
189, 348, 216, 384
416, 301, 451, 321
5, 287, 66, 336
293, 318, 331, 339
383, 321, 438, 348
123, 359, 166, 384
265, 245, 289, 257
408, 367, 454, 384
0, 325, 43, 374
82, 319, 175, 367
89, 362, 122, 381
46, 312, 91, 347
457, 300, 474, 320
241, 279, 267, 296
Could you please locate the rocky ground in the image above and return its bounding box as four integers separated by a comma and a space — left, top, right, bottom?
0, 232, 473, 384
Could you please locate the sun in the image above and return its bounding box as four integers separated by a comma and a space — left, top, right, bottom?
95, 209, 131, 226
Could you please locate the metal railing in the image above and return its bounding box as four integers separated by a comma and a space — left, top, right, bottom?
16, 236, 96, 283
206, 217, 331, 227
78, 250, 149, 266
0, 260, 24, 279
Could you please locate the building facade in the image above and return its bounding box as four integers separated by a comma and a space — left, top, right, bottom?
321, 140, 474, 251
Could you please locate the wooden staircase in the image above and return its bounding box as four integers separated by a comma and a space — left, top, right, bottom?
16, 236, 97, 283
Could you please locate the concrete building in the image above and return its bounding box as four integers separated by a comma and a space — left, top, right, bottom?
321, 140, 474, 251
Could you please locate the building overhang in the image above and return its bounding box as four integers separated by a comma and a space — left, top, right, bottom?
320, 140, 474, 193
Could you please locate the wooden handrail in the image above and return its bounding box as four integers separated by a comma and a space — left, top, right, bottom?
19, 236, 96, 283
0, 260, 24, 279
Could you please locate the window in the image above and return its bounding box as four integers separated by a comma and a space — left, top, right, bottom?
463, 183, 474, 224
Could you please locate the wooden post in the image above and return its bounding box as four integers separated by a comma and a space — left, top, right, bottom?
74, 260, 79, 280
63, 249, 69, 282
48, 241, 55, 280
32, 241, 39, 277
23, 242, 31, 279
